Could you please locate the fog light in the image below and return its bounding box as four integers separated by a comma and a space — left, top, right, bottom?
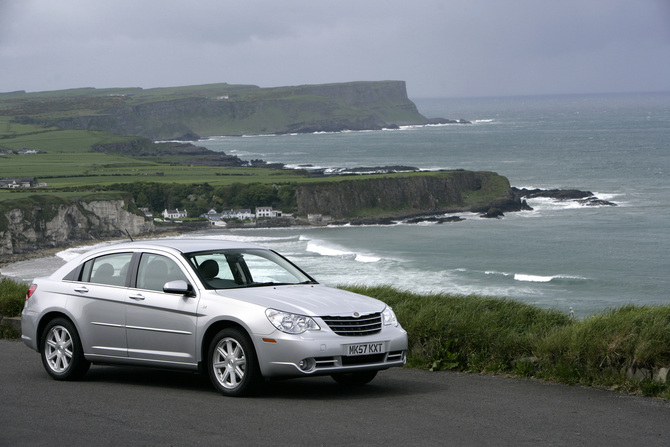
299, 358, 315, 371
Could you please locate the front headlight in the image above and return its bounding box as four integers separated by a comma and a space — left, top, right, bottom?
266, 309, 321, 334
382, 306, 398, 326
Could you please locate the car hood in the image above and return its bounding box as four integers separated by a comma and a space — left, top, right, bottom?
214, 284, 385, 316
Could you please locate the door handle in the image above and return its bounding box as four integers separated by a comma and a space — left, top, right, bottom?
129, 294, 146, 301
74, 286, 89, 293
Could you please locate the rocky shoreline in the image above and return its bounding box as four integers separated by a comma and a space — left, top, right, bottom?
0, 185, 616, 267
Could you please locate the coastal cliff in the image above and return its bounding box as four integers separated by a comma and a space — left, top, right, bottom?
295, 171, 524, 219
14, 81, 448, 139
0, 197, 153, 258
0, 171, 525, 259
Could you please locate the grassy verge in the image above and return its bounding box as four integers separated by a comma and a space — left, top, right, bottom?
343, 285, 670, 398
0, 277, 27, 339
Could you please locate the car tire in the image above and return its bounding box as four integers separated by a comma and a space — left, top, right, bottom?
40, 318, 91, 381
331, 370, 378, 386
208, 328, 262, 397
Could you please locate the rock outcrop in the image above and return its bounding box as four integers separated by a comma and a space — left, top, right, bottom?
0, 198, 153, 258
295, 171, 525, 219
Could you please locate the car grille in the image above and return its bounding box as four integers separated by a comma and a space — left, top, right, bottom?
320, 312, 382, 336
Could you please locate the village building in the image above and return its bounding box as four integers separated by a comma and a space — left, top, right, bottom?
17, 148, 41, 154
202, 209, 254, 221
308, 214, 332, 223
139, 208, 153, 218
256, 206, 282, 218
0, 177, 39, 189
162, 208, 188, 219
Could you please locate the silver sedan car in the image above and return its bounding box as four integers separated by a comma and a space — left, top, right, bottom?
21, 239, 408, 396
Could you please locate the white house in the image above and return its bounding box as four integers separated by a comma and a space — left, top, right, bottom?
256, 206, 282, 218
222, 209, 254, 220
162, 208, 187, 219
203, 209, 254, 221
0, 177, 38, 188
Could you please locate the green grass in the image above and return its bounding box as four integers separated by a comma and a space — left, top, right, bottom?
343, 285, 670, 397
0, 277, 27, 318
0, 278, 27, 339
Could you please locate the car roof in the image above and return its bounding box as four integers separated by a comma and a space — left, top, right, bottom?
92, 238, 266, 255
48, 238, 268, 280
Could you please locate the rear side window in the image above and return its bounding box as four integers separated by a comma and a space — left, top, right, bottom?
81, 253, 133, 286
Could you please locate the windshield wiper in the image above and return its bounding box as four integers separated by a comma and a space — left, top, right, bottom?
244, 280, 317, 288
245, 282, 291, 288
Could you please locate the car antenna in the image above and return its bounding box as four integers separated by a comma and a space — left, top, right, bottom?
125, 229, 134, 242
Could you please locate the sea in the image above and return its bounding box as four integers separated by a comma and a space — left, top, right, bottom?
2, 92, 669, 318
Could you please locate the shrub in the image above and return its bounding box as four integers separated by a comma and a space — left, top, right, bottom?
0, 277, 28, 317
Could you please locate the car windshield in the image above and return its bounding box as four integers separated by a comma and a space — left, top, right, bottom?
185, 249, 316, 289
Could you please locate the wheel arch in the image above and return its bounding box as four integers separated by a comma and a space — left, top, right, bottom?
199, 319, 254, 373
35, 311, 78, 353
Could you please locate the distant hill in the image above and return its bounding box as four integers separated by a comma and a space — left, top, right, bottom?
2, 81, 459, 140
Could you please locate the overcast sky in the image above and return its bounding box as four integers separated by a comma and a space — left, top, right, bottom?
1, 0, 669, 98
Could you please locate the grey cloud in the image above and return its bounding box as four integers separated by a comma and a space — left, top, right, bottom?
0, 0, 669, 98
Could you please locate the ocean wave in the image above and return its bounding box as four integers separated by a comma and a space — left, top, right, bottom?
525, 197, 586, 211
305, 240, 380, 263
355, 254, 382, 263
514, 273, 587, 283
485, 270, 513, 277
514, 273, 554, 283
56, 241, 122, 262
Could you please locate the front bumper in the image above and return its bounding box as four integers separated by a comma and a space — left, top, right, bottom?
254, 326, 408, 378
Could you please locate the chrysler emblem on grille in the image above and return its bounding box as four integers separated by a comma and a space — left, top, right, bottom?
353, 312, 360, 317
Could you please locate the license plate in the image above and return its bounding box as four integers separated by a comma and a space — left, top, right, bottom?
346, 342, 384, 356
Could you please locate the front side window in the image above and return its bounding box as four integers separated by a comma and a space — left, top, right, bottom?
136, 253, 188, 292
82, 253, 133, 286
187, 249, 315, 289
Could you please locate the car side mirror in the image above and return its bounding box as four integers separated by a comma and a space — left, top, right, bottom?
163, 280, 195, 296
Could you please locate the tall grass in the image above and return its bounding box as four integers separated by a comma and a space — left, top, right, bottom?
0, 277, 28, 339
344, 285, 670, 397
0, 277, 27, 317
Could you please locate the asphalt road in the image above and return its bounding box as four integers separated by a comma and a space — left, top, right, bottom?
1, 339, 669, 447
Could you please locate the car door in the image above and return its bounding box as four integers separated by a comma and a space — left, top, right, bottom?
67, 252, 133, 358
125, 252, 199, 365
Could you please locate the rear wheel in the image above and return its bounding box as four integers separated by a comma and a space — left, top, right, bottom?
40, 318, 90, 380
208, 328, 262, 396
331, 370, 378, 386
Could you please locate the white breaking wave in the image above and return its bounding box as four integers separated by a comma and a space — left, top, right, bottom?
355, 254, 382, 263
305, 240, 380, 263
514, 273, 554, 283
514, 273, 587, 283
56, 241, 123, 262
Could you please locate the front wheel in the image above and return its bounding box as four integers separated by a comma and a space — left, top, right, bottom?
40, 318, 90, 380
208, 328, 262, 397
331, 370, 378, 386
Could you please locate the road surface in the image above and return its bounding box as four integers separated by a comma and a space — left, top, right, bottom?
1, 339, 668, 446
